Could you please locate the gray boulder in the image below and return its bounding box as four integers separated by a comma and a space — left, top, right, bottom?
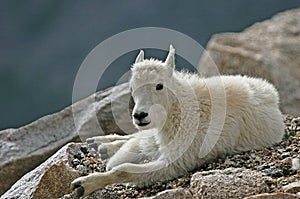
199, 8, 300, 115
1, 143, 79, 199
0, 83, 135, 195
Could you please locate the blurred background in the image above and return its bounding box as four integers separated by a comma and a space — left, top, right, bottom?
1, 0, 300, 130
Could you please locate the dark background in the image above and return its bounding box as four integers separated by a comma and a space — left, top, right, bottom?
1, 1, 300, 130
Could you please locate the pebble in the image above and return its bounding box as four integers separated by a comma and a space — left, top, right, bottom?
76, 165, 88, 176
282, 181, 300, 193
82, 160, 90, 166
282, 152, 291, 159
71, 158, 80, 166
88, 142, 98, 150
292, 158, 300, 170
87, 148, 98, 158
277, 149, 284, 153
262, 167, 283, 177
74, 152, 84, 160
257, 163, 269, 171
80, 145, 89, 154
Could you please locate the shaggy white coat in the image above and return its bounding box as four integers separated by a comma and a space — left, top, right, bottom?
71, 45, 284, 197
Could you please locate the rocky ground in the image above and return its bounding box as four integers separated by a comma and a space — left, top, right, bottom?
61, 115, 300, 199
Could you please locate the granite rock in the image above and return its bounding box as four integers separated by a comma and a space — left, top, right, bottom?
199, 8, 300, 115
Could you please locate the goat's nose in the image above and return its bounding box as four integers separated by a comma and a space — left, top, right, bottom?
133, 112, 148, 120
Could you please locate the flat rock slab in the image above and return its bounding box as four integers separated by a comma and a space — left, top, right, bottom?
243, 192, 299, 199
147, 188, 193, 199
190, 168, 273, 198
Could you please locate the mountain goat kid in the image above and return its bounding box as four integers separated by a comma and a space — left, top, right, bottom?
71, 45, 284, 197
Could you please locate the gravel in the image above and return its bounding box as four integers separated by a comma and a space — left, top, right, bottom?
64, 115, 300, 198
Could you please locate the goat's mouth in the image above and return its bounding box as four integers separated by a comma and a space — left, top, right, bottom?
137, 122, 150, 127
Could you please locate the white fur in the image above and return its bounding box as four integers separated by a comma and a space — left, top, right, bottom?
71, 45, 284, 197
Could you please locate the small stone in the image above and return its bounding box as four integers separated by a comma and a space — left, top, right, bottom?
82, 160, 90, 166
224, 158, 235, 166
85, 157, 98, 164
88, 148, 98, 157
282, 152, 291, 159
292, 147, 299, 153
88, 143, 98, 150
286, 146, 294, 152
277, 149, 284, 153
76, 165, 88, 176
291, 117, 300, 124
292, 158, 300, 170
74, 152, 84, 160
80, 145, 88, 154
133, 190, 139, 195
281, 157, 292, 165
258, 163, 269, 171
71, 158, 80, 166
262, 167, 283, 177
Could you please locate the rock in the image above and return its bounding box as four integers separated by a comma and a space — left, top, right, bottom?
282, 181, 300, 194
147, 188, 193, 199
80, 188, 193, 199
282, 152, 291, 159
243, 192, 299, 199
199, 8, 300, 115
261, 167, 283, 178
292, 157, 300, 170
1, 143, 80, 199
0, 82, 135, 195
190, 168, 273, 198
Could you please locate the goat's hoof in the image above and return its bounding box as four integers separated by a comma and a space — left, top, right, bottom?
71, 180, 85, 197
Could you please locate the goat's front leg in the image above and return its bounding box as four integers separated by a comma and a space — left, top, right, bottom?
86, 134, 134, 160
86, 134, 133, 144
71, 160, 180, 197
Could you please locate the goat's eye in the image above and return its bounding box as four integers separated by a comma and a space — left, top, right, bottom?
156, 83, 163, 90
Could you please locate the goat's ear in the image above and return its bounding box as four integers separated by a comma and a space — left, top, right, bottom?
135, 50, 144, 63
165, 44, 175, 69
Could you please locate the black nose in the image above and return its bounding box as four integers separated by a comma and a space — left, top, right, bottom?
133, 112, 148, 120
